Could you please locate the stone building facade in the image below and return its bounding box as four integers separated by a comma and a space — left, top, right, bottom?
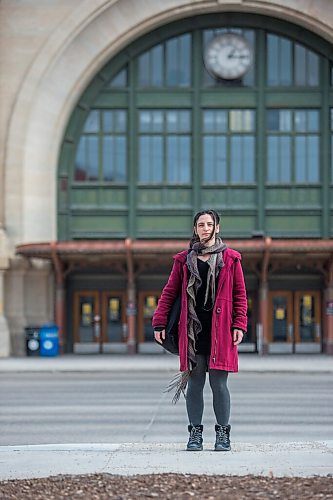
1, 0, 333, 356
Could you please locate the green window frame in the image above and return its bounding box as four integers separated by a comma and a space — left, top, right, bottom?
266, 33, 319, 87
267, 109, 320, 184
202, 109, 256, 184
74, 110, 128, 183
59, 14, 333, 240
138, 110, 192, 184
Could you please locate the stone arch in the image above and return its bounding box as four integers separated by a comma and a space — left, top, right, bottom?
5, 0, 333, 248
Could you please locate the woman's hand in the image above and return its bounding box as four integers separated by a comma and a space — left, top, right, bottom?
154, 329, 165, 344
232, 329, 244, 345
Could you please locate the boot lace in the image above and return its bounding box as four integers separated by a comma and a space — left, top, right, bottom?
216, 426, 229, 445
189, 427, 202, 445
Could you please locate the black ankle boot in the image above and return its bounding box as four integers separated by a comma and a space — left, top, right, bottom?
187, 424, 203, 451
214, 424, 231, 451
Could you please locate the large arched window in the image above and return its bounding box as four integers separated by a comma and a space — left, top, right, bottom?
58, 14, 333, 240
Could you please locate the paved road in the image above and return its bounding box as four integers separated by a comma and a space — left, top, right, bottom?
1, 371, 332, 446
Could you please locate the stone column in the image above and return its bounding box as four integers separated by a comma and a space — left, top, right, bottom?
25, 259, 53, 326
125, 239, 136, 354
0, 229, 10, 356
258, 281, 269, 355
5, 256, 29, 356
0, 270, 10, 356
323, 258, 333, 354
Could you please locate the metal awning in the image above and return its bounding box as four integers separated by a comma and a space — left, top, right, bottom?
16, 238, 333, 260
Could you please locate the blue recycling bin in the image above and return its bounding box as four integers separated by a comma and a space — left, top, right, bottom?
40, 324, 59, 356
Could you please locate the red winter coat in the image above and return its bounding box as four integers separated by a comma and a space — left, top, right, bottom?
152, 248, 247, 372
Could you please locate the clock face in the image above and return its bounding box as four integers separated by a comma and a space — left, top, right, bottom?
204, 33, 253, 80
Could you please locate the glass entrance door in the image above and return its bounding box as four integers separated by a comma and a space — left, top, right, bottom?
294, 291, 321, 352
269, 291, 293, 352
74, 291, 99, 344
73, 291, 127, 353
102, 292, 127, 344
269, 291, 321, 353
138, 292, 160, 353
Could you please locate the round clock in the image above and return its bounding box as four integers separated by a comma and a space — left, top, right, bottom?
204, 33, 253, 80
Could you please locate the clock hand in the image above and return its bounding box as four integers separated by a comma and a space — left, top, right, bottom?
227, 49, 236, 59
228, 54, 249, 60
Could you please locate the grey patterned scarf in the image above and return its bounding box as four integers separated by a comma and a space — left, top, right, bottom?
166, 237, 227, 403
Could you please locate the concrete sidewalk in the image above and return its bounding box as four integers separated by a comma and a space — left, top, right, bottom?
0, 353, 332, 373
1, 354, 332, 481
1, 441, 332, 480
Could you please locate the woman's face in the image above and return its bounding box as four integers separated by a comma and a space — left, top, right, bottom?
195, 213, 220, 244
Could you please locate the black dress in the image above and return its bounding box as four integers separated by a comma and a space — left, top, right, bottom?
195, 259, 215, 355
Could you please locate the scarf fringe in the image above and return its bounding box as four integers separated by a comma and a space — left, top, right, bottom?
164, 370, 190, 404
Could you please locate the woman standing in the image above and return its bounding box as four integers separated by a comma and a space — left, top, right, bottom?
153, 210, 247, 451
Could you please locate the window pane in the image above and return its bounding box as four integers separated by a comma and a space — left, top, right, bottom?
166, 34, 191, 87
267, 35, 292, 86
267, 110, 292, 132
151, 45, 163, 86
203, 110, 227, 133
216, 136, 227, 183
230, 110, 254, 132
203, 136, 215, 183
307, 111, 319, 132
83, 111, 99, 133
230, 135, 242, 182
307, 51, 319, 86
86, 136, 99, 180
103, 136, 113, 181
267, 110, 279, 131
138, 52, 150, 86
103, 136, 127, 182
138, 45, 163, 87
179, 111, 191, 132
280, 111, 292, 132
166, 37, 178, 87
243, 136, 255, 182
109, 68, 127, 87
306, 136, 319, 182
103, 111, 126, 133
280, 38, 292, 86
74, 137, 87, 181
294, 135, 320, 183
295, 44, 307, 86
166, 136, 190, 183
267, 34, 279, 86
139, 137, 150, 182
166, 110, 190, 133
179, 34, 191, 87
267, 136, 291, 183
139, 111, 163, 132
295, 111, 307, 132
280, 136, 291, 182
295, 136, 306, 182
139, 136, 163, 182
267, 136, 279, 182
229, 135, 254, 183
203, 136, 227, 183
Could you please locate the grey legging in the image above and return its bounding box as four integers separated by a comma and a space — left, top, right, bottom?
186, 354, 230, 426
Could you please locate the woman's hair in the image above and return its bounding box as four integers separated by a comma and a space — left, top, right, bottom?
189, 209, 220, 248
